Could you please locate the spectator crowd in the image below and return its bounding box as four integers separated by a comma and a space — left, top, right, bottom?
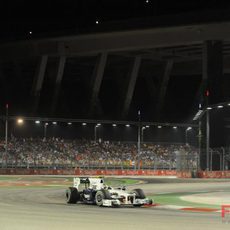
0, 138, 198, 170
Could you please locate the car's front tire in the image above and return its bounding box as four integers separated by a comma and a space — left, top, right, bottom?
133, 188, 146, 199
66, 187, 80, 204
132, 188, 146, 207
95, 189, 111, 206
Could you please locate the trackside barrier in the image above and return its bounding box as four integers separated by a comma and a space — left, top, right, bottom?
198, 171, 230, 178
176, 171, 192, 178
74, 169, 178, 176
0, 168, 178, 176
1, 169, 230, 178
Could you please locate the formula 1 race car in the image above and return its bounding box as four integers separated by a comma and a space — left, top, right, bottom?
66, 177, 153, 207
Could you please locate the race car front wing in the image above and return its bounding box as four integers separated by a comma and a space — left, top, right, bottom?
101, 197, 152, 207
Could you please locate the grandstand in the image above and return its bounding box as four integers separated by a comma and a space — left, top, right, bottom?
0, 138, 198, 171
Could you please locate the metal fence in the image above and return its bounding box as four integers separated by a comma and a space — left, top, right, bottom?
201, 147, 230, 171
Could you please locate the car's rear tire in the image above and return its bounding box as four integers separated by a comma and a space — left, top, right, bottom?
66, 187, 80, 204
95, 189, 111, 206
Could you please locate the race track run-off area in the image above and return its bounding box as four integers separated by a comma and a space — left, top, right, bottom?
0, 176, 230, 230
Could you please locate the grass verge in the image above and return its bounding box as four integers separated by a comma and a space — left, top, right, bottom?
149, 192, 221, 209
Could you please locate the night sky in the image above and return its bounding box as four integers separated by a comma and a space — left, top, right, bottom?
1, 0, 230, 40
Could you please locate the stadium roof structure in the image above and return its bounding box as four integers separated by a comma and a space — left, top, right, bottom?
0, 14, 230, 124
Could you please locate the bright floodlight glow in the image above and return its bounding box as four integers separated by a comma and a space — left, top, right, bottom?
97, 123, 101, 126
112, 124, 117, 127
207, 107, 212, 110
96, 20, 99, 24
217, 105, 223, 108
52, 122, 57, 125
68, 122, 72, 125
173, 126, 177, 129
35, 120, 40, 124
17, 118, 24, 125
82, 123, 87, 126
146, 125, 150, 128
186, 127, 192, 131
29, 31, 32, 34
158, 125, 162, 128
146, 0, 149, 3
45, 123, 48, 126
126, 124, 130, 127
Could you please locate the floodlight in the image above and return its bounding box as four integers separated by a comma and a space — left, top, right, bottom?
17, 118, 24, 125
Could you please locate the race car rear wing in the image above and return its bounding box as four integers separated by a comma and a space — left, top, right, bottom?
73, 177, 105, 190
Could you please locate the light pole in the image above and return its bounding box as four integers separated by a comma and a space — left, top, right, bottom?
198, 119, 202, 171
193, 101, 230, 171
206, 109, 210, 171
141, 127, 145, 143
141, 125, 149, 142
94, 123, 101, 142
3, 104, 8, 168
193, 107, 211, 171
137, 110, 141, 170
185, 127, 192, 145
44, 123, 48, 139
94, 125, 97, 142
221, 147, 225, 171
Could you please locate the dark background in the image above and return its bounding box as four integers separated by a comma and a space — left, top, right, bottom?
0, 0, 230, 147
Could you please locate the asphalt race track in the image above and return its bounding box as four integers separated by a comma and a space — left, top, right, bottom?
0, 177, 230, 230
